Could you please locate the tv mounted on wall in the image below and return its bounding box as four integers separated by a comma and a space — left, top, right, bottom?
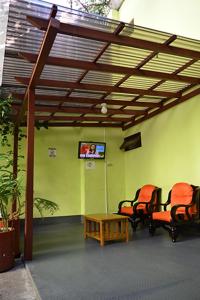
78, 141, 106, 159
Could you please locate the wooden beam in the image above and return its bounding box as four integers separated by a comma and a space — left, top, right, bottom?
24, 89, 35, 261
34, 115, 130, 122
123, 87, 200, 130
33, 122, 122, 128
15, 77, 179, 98
52, 22, 125, 121
27, 15, 200, 60
99, 35, 178, 119
16, 10, 59, 125
12, 126, 19, 213
13, 93, 160, 108
12, 103, 146, 116
19, 52, 200, 84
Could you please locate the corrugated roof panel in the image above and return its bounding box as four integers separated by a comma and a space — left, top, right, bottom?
81, 71, 123, 85
82, 114, 104, 118
97, 44, 152, 67
62, 102, 92, 108
106, 93, 136, 100
124, 106, 147, 111
179, 61, 200, 78
170, 36, 200, 51
154, 81, 190, 92
50, 35, 107, 61
136, 96, 162, 103
35, 88, 67, 96
2, 0, 200, 129
2, 57, 33, 85
84, 113, 104, 117
36, 100, 59, 106
141, 53, 191, 73
35, 111, 51, 116
95, 104, 122, 109
121, 25, 172, 44
54, 112, 81, 117
40, 65, 84, 82
70, 90, 105, 98
120, 76, 159, 89
111, 115, 131, 119
48, 120, 74, 123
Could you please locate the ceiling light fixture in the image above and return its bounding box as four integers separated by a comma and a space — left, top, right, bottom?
101, 103, 107, 114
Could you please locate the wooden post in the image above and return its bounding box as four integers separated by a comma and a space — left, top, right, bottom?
12, 126, 19, 212
24, 88, 35, 261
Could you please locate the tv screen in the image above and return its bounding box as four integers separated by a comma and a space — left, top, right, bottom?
78, 141, 106, 159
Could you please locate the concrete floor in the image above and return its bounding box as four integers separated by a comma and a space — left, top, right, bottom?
0, 259, 39, 300
26, 221, 200, 300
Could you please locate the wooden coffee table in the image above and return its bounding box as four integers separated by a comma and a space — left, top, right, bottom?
84, 214, 129, 246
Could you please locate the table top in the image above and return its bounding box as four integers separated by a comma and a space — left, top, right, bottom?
84, 213, 129, 221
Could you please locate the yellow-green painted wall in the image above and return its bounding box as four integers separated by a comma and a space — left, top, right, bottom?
34, 127, 81, 217
27, 127, 125, 217
124, 95, 200, 202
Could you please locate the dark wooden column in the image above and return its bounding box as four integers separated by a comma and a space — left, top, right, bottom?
12, 126, 19, 212
24, 88, 35, 261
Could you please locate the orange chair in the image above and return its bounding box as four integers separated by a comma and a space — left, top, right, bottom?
149, 182, 200, 242
118, 185, 161, 231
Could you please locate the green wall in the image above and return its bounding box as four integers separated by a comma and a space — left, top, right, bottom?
17, 95, 200, 217
119, 0, 200, 40
124, 94, 200, 202
31, 127, 124, 217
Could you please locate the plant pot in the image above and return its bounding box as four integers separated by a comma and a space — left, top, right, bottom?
0, 219, 21, 258
0, 228, 15, 272
9, 219, 21, 258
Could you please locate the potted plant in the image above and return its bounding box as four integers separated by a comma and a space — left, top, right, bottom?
0, 92, 59, 271
0, 154, 59, 272
0, 152, 22, 272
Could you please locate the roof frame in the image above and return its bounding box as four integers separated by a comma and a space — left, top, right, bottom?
4, 2, 199, 129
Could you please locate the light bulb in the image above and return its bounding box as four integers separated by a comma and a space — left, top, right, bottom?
101, 103, 107, 114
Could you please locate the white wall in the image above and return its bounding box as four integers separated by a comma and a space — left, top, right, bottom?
119, 0, 200, 40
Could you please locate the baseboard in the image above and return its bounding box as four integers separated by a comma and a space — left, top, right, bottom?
20, 215, 82, 228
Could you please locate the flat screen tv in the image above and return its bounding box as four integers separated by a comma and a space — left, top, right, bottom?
78, 141, 106, 159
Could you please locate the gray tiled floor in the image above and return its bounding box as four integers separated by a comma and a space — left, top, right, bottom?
27, 222, 200, 300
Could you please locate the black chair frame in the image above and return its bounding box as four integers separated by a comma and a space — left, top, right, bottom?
118, 187, 161, 231
149, 185, 200, 242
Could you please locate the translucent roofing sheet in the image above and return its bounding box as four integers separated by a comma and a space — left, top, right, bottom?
1, 0, 200, 129
81, 71, 124, 86
141, 53, 191, 74
121, 76, 160, 89
98, 45, 152, 67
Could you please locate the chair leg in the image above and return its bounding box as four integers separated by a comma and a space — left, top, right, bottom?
130, 218, 137, 232
171, 225, 178, 242
149, 221, 156, 236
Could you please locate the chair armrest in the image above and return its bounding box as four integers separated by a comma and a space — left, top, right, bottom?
133, 201, 152, 213
155, 202, 170, 211
118, 199, 136, 211
171, 204, 194, 221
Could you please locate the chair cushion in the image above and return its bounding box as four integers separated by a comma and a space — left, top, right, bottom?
120, 206, 133, 215
136, 203, 147, 212
138, 185, 156, 203
152, 210, 195, 222
171, 182, 197, 214
152, 211, 171, 222
136, 184, 156, 213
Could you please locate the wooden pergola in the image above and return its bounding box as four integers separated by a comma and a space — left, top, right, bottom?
2, 0, 200, 260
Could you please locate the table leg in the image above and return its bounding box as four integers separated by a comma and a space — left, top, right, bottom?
84, 218, 87, 239
125, 219, 129, 242
100, 221, 104, 246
